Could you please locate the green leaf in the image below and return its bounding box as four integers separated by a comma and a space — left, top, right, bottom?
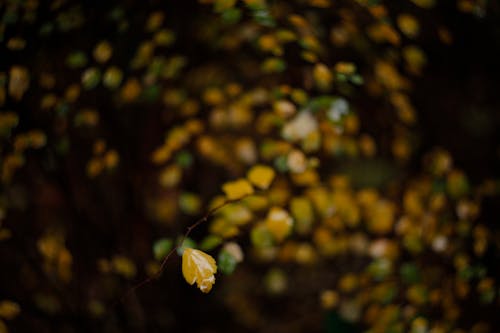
81, 68, 101, 90
66, 51, 88, 68
175, 151, 193, 168
214, 0, 237, 13
103, 67, 123, 89
480, 290, 495, 304
367, 258, 392, 281
273, 155, 289, 173
335, 73, 347, 82
218, 249, 237, 275
261, 57, 286, 73
381, 285, 398, 304
221, 8, 242, 25
349, 74, 364, 85
200, 235, 223, 251
400, 263, 421, 284
179, 192, 201, 215
308, 96, 335, 112
141, 84, 160, 102
252, 9, 276, 27
153, 238, 173, 261
251, 225, 274, 248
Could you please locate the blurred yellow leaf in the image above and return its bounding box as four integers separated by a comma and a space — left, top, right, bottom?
222, 179, 254, 200
210, 218, 240, 238
320, 290, 339, 309
334, 62, 356, 75
265, 207, 293, 242
247, 165, 275, 190
104, 150, 120, 169
146, 12, 165, 32
313, 63, 332, 90
397, 14, 420, 38
0, 300, 20, 320
9, 66, 30, 100
367, 200, 396, 235
290, 196, 314, 234
93, 41, 113, 63
111, 256, 137, 279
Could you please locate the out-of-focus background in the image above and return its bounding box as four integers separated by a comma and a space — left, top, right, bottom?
0, 0, 499, 332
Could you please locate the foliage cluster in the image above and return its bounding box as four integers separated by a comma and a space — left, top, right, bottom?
0, 0, 498, 332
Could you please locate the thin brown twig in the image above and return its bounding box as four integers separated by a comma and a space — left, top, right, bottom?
113, 195, 247, 307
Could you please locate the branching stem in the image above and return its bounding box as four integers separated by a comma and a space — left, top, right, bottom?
115, 195, 248, 306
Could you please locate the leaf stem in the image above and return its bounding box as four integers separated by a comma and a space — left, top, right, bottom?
114, 195, 250, 306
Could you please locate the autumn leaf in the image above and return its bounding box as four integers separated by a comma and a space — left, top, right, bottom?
247, 164, 275, 190
265, 207, 294, 242
222, 179, 254, 200
182, 248, 217, 293
0, 300, 20, 320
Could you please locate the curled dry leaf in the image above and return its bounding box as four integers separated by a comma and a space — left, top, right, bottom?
182, 248, 217, 293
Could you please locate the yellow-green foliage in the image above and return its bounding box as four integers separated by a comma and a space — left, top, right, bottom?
0, 0, 497, 332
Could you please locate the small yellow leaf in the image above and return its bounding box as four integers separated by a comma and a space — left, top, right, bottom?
222, 179, 254, 200
313, 63, 332, 90
9, 66, 30, 101
111, 256, 137, 279
0, 300, 20, 320
182, 248, 217, 293
93, 41, 113, 63
219, 203, 253, 225
209, 218, 240, 238
290, 196, 314, 234
247, 165, 276, 190
366, 200, 395, 235
397, 14, 420, 38
320, 290, 339, 309
334, 62, 356, 75
265, 207, 294, 242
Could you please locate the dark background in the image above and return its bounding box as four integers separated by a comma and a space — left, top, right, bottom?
0, 0, 499, 332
